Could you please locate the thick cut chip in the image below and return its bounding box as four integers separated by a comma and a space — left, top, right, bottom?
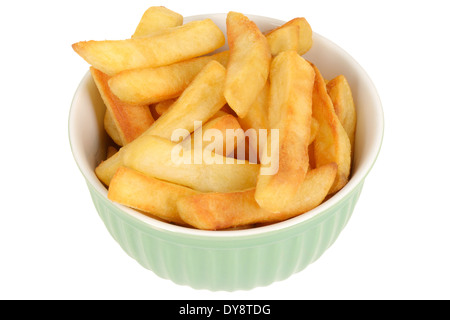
95, 60, 227, 186
311, 64, 351, 194
255, 51, 315, 213
224, 12, 271, 118
177, 163, 337, 230
265, 18, 313, 55
123, 135, 260, 193
326, 75, 357, 149
72, 19, 225, 75
109, 51, 229, 105
266, 25, 300, 56
108, 166, 197, 225
90, 67, 154, 146
132, 6, 183, 38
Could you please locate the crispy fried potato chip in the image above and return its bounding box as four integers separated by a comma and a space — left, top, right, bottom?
177, 163, 337, 230
132, 6, 183, 38
73, 19, 225, 75
326, 75, 357, 149
265, 18, 313, 55
108, 51, 229, 105
108, 166, 197, 225
224, 12, 271, 118
311, 64, 351, 194
123, 135, 259, 193
90, 67, 154, 146
95, 60, 227, 186
255, 51, 315, 213
266, 25, 300, 56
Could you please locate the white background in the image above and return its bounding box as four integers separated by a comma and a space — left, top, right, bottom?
1, 0, 449, 300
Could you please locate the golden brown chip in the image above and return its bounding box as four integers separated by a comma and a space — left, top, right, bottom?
73, 19, 225, 75
177, 163, 337, 230
255, 51, 315, 213
132, 6, 183, 38
311, 64, 351, 194
108, 166, 197, 225
90, 67, 154, 146
326, 75, 357, 150
265, 17, 313, 55
266, 24, 300, 56
224, 12, 271, 118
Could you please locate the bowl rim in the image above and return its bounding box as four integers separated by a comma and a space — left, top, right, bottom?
69, 13, 384, 239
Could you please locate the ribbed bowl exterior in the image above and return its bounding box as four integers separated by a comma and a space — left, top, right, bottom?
87, 179, 364, 291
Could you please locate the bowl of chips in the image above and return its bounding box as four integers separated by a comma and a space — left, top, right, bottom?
69, 8, 383, 291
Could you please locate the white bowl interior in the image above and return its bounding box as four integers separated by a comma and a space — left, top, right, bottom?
69, 14, 384, 237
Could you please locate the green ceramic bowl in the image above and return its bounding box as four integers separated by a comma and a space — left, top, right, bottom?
69, 14, 384, 291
